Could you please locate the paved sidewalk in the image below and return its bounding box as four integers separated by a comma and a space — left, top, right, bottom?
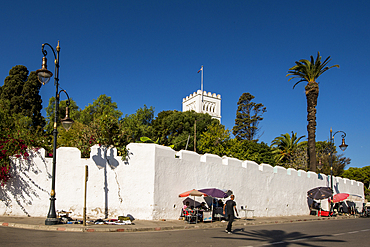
0, 215, 357, 233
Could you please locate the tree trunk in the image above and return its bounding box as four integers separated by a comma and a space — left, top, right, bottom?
305, 82, 319, 172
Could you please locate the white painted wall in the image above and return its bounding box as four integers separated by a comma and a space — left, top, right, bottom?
0, 143, 364, 220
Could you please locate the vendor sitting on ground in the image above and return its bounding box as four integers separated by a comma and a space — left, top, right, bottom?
310, 201, 320, 210
183, 201, 190, 210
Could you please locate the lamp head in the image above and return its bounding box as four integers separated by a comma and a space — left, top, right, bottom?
36, 56, 53, 85
61, 106, 74, 131
339, 138, 348, 151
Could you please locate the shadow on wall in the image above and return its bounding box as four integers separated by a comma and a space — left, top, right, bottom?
325, 175, 340, 194
0, 150, 49, 216
92, 146, 121, 218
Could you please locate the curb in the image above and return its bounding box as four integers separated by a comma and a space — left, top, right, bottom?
0, 215, 358, 233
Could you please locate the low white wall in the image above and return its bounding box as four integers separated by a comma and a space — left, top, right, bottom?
0, 143, 364, 220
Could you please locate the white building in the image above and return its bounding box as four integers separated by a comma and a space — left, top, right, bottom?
182, 90, 221, 122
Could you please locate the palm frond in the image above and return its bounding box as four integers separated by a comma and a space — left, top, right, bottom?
287, 52, 339, 87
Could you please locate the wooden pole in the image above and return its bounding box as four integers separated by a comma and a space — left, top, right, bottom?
83, 165, 88, 226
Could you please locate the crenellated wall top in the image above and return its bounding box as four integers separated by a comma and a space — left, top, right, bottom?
22, 143, 364, 189
182, 90, 221, 102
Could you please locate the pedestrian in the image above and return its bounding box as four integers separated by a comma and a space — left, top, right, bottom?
223, 194, 238, 234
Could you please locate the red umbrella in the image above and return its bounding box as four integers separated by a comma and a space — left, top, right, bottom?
179, 189, 207, 209
330, 193, 349, 203
179, 189, 207, 197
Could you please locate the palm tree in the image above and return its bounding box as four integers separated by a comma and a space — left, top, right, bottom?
271, 132, 305, 167
287, 52, 339, 172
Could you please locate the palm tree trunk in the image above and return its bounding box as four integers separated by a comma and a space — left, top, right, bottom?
305, 82, 319, 172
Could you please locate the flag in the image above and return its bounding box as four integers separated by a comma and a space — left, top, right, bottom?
197, 66, 203, 73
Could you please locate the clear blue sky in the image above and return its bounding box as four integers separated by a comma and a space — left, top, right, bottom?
1, 1, 369, 169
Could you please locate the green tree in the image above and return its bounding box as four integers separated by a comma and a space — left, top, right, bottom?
0, 99, 46, 185
341, 166, 370, 201
78, 94, 122, 125
44, 97, 80, 134
198, 122, 231, 156
287, 52, 339, 172
46, 95, 122, 157
275, 139, 351, 173
0, 65, 45, 130
342, 166, 370, 188
271, 132, 306, 168
77, 94, 122, 148
232, 92, 266, 141
315, 141, 350, 176
151, 110, 216, 151
0, 65, 46, 184
120, 105, 154, 145
227, 139, 275, 165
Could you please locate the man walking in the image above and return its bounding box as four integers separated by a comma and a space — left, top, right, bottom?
223, 194, 238, 234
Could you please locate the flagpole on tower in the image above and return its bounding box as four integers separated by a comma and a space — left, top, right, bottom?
198, 65, 204, 112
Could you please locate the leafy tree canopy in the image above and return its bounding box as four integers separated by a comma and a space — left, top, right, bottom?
341, 166, 370, 201
341, 166, 370, 189
78, 94, 122, 125
44, 97, 80, 134
271, 131, 306, 166
315, 141, 350, 176
198, 122, 231, 157
0, 65, 46, 184
287, 52, 340, 88
120, 105, 154, 145
47, 94, 122, 157
233, 92, 266, 141
0, 65, 45, 130
0, 99, 46, 185
227, 139, 275, 165
151, 110, 217, 151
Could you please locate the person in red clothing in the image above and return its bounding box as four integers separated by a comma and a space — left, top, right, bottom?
223, 194, 238, 234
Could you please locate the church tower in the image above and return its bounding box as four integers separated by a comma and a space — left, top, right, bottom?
182, 90, 221, 122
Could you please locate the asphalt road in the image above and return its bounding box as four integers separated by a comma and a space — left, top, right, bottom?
0, 218, 369, 246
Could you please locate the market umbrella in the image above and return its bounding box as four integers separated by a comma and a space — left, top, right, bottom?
199, 188, 228, 198
346, 194, 363, 202
330, 193, 349, 203
307, 186, 333, 200
179, 189, 207, 197
179, 189, 207, 209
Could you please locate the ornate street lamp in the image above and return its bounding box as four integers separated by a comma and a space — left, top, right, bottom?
329, 128, 348, 215
36, 41, 74, 225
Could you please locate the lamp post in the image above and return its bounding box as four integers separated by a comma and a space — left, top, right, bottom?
329, 128, 348, 215
36, 41, 74, 225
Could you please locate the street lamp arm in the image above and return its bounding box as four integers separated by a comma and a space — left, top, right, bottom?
41, 43, 57, 60
57, 89, 74, 131
331, 130, 348, 152
57, 89, 71, 105
36, 42, 60, 86
332, 130, 346, 140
